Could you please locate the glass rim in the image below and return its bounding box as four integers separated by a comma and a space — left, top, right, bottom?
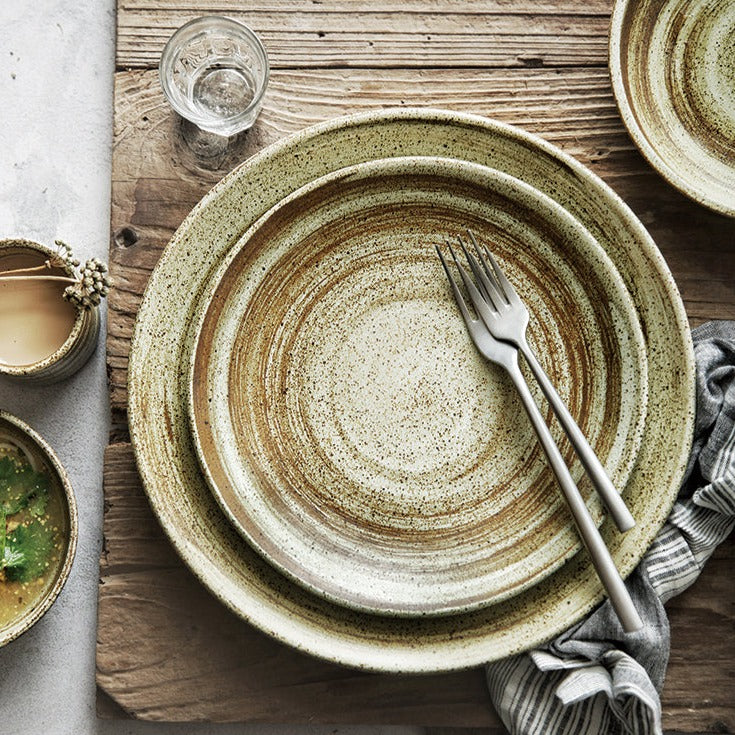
159, 15, 270, 132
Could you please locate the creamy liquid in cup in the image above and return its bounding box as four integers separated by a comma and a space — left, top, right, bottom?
0, 253, 77, 367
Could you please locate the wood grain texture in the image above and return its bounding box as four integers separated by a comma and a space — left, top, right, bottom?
116, 0, 613, 69
102, 0, 735, 728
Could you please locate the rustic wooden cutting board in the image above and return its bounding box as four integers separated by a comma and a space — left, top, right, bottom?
98, 1, 735, 730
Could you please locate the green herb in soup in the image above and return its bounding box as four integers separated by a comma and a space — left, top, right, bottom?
0, 447, 64, 628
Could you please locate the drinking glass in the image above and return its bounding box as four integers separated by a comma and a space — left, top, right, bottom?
159, 16, 269, 137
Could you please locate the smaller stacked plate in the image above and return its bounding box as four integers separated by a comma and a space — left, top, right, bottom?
610, 0, 735, 216
187, 156, 648, 618
128, 109, 695, 672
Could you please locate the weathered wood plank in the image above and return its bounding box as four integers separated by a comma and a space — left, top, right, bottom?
115, 1, 614, 69
103, 3, 735, 726
97, 443, 734, 728
119, 0, 613, 12
107, 66, 735, 411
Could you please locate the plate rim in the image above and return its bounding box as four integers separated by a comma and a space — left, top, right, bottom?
128, 107, 695, 672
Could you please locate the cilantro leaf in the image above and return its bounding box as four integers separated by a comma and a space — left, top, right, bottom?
0, 455, 49, 516
4, 520, 54, 582
3, 543, 25, 570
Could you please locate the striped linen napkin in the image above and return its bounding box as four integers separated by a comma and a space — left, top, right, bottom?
486, 321, 735, 735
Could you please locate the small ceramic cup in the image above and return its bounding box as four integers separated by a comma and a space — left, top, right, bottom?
0, 410, 78, 648
0, 238, 100, 385
159, 16, 270, 137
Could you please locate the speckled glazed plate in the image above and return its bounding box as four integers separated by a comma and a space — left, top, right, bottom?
128, 109, 694, 672
610, 0, 735, 216
188, 156, 648, 617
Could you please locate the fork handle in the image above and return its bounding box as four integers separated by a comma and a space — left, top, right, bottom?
518, 338, 636, 533
507, 363, 643, 633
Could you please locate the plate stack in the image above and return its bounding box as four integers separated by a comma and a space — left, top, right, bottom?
128, 109, 694, 673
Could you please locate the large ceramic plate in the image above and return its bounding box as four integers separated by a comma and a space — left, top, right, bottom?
189, 156, 648, 617
129, 109, 694, 672
609, 0, 735, 216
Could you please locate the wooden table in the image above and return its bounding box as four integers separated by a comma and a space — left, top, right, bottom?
98, 2, 735, 731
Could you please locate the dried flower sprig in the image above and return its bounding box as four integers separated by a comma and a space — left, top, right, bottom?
49, 239, 80, 271
63, 258, 111, 309
0, 240, 112, 311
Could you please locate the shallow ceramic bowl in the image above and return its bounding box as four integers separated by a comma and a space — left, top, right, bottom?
0, 239, 100, 385
0, 411, 78, 648
609, 0, 735, 216
129, 108, 694, 672
189, 156, 648, 617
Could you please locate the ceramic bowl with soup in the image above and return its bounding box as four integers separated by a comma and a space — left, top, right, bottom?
0, 411, 77, 647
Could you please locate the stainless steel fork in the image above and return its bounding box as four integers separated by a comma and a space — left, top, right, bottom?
459, 230, 636, 534
436, 244, 642, 633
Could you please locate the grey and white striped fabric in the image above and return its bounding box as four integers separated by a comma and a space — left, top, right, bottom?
486, 321, 735, 735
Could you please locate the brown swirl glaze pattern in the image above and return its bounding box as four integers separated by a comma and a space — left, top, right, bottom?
610, 0, 735, 216
190, 158, 648, 616
129, 110, 694, 672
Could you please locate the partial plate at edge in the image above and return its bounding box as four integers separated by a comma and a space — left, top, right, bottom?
128, 109, 694, 672
610, 0, 735, 216
189, 156, 649, 617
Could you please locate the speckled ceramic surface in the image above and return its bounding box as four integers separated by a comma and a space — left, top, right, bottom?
128, 109, 694, 672
610, 0, 735, 216
188, 156, 648, 617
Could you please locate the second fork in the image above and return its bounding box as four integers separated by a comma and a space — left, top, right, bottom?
458, 231, 636, 534
437, 243, 643, 633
